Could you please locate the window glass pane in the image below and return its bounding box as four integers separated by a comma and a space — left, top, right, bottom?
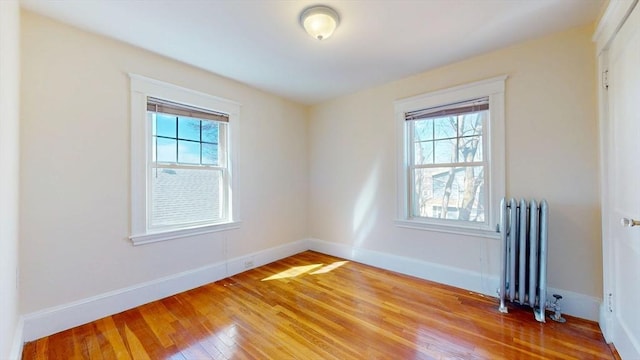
433, 117, 457, 139
152, 140, 156, 162
414, 141, 434, 165
178, 140, 200, 164
156, 137, 177, 163
434, 139, 456, 163
151, 168, 222, 226
459, 136, 483, 162
202, 121, 219, 143
151, 114, 157, 136
156, 114, 176, 138
461, 112, 484, 136
178, 117, 201, 141
202, 143, 218, 165
413, 120, 433, 141
412, 166, 485, 221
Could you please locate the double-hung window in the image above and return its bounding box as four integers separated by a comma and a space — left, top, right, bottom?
148, 98, 228, 228
130, 75, 240, 245
395, 76, 506, 237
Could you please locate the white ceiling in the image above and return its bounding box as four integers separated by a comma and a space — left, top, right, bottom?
20, 0, 604, 105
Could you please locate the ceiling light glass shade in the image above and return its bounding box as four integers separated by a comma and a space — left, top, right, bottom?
300, 6, 340, 40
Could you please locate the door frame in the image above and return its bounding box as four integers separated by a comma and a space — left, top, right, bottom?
593, 0, 638, 343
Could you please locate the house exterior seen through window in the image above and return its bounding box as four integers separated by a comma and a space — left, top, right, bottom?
149, 102, 228, 228
395, 76, 506, 238
408, 98, 487, 222
129, 75, 240, 245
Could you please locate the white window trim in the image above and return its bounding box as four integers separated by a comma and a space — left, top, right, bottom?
129, 74, 241, 245
394, 75, 507, 239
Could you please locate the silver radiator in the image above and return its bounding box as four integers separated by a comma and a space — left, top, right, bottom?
498, 198, 549, 322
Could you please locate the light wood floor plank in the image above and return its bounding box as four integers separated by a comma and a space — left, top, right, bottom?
23, 251, 615, 359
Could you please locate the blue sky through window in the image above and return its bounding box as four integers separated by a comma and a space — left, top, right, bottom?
152, 113, 220, 165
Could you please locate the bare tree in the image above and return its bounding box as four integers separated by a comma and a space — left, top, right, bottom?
413, 120, 432, 217
440, 167, 456, 218
412, 111, 484, 220
458, 112, 485, 220
440, 116, 457, 219
438, 112, 484, 220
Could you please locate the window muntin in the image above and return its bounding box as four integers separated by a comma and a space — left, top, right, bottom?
408, 102, 488, 224
152, 114, 222, 166
395, 76, 505, 237
147, 104, 229, 230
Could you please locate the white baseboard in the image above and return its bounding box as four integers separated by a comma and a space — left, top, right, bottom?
307, 238, 498, 295
599, 303, 613, 343
225, 239, 309, 276
20, 237, 602, 347
22, 239, 307, 342
597, 300, 640, 357
545, 287, 601, 323
307, 238, 601, 322
9, 317, 23, 360
612, 314, 640, 359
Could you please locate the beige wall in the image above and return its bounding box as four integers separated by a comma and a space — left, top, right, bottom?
0, 0, 21, 357
19, 9, 601, 320
309, 24, 602, 298
19, 11, 309, 314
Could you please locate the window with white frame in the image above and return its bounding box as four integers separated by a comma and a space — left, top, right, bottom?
148, 98, 228, 228
130, 75, 240, 245
395, 76, 506, 237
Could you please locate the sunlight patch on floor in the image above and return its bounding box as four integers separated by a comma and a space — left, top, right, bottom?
262, 264, 323, 281
262, 261, 350, 281
310, 261, 349, 275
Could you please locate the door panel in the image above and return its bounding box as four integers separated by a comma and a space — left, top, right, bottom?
608, 2, 640, 357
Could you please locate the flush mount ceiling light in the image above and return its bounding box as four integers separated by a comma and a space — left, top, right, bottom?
299, 5, 340, 40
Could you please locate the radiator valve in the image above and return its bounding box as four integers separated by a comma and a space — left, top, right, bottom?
548, 294, 566, 323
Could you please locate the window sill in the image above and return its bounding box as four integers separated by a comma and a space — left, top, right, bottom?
130, 221, 242, 246
394, 219, 500, 239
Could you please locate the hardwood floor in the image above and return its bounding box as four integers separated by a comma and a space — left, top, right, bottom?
22, 251, 614, 359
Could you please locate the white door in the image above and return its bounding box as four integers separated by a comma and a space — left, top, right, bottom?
606, 2, 640, 358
